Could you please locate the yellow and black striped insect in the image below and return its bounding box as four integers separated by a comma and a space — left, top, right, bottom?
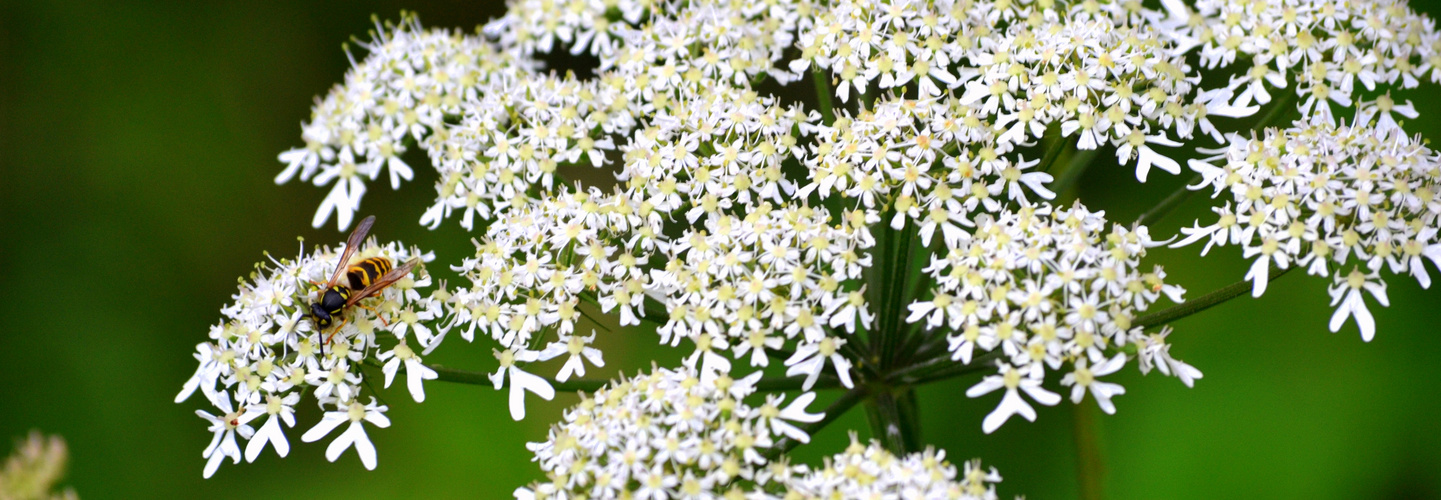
310, 215, 419, 353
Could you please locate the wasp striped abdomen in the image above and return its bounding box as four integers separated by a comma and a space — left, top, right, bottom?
346, 256, 394, 291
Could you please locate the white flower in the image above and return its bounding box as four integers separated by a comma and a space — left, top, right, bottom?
966, 364, 1062, 434
1135, 327, 1204, 388
1178, 117, 1441, 340
1116, 130, 1183, 182
907, 293, 963, 330
1242, 236, 1290, 297
378, 340, 438, 402
1061, 354, 1128, 414
535, 331, 605, 382
242, 393, 298, 462
488, 349, 555, 420
756, 392, 825, 444
784, 337, 855, 390
300, 398, 391, 470
311, 170, 365, 231
196, 392, 251, 478
782, 435, 1009, 499
175, 342, 224, 406
1328, 269, 1390, 342
1361, 93, 1420, 132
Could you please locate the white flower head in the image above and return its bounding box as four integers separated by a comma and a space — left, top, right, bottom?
178, 231, 438, 475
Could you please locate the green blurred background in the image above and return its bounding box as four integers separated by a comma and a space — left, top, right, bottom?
3, 1, 1441, 498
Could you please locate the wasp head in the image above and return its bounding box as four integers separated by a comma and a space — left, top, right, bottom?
310, 302, 333, 329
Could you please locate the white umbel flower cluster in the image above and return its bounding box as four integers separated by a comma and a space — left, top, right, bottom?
445, 187, 874, 420
278, 0, 1280, 234
444, 188, 652, 419
782, 435, 1004, 500
514, 364, 1007, 500
514, 364, 823, 499
1163, 0, 1441, 125
275, 16, 622, 233
910, 203, 1190, 432
176, 238, 439, 477
795, 0, 1241, 185
1178, 116, 1441, 341
236, 0, 1441, 490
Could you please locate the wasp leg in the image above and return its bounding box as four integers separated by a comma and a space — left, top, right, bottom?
323, 316, 351, 354
356, 302, 391, 327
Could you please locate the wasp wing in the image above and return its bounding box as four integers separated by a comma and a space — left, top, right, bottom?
326, 215, 375, 289
345, 257, 419, 307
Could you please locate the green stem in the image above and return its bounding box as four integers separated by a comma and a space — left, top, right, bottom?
1039, 131, 1078, 174
1137, 89, 1297, 228
867, 216, 893, 357
1132, 264, 1293, 330
863, 386, 922, 454
1251, 88, 1298, 132
1135, 173, 1203, 226
754, 373, 845, 391
883, 224, 915, 366
891, 323, 932, 367
421, 362, 610, 392
768, 386, 869, 459
813, 68, 836, 126
1050, 147, 1100, 199
889, 349, 1003, 386
1074, 400, 1106, 500
764, 346, 795, 361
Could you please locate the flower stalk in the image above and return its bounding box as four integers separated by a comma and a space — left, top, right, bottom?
813, 68, 836, 126
1073, 401, 1107, 500
1133, 265, 1293, 331
864, 387, 920, 454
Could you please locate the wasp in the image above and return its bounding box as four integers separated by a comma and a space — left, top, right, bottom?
310, 215, 419, 353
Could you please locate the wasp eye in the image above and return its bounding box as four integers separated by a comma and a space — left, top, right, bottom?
310, 303, 332, 326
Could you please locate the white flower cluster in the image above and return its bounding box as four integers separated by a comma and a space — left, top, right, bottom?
514, 364, 823, 499
279, 0, 812, 234
247, 0, 1441, 489
649, 202, 874, 390
493, 0, 799, 87
781, 435, 1004, 500
615, 82, 814, 220
794, 0, 1248, 186
279, 0, 1307, 235
1164, 0, 1441, 125
444, 188, 654, 419
1178, 116, 1441, 341
910, 203, 1194, 432
276, 18, 501, 230
515, 365, 1008, 500
176, 239, 440, 477
445, 187, 873, 419
275, 16, 630, 232
800, 101, 1059, 237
